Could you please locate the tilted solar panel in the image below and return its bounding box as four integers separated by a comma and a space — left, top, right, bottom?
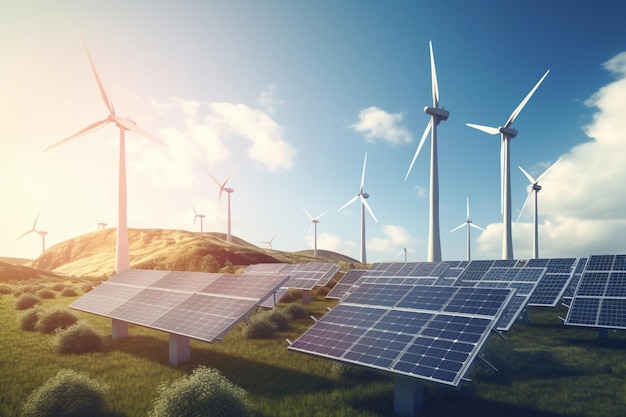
325, 269, 367, 300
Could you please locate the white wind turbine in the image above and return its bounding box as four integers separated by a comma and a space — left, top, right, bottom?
15, 208, 48, 254
261, 233, 277, 250
189, 201, 205, 233
395, 238, 411, 262
44, 38, 166, 273
450, 198, 485, 261
405, 41, 449, 262
205, 168, 235, 243
303, 208, 327, 258
338, 152, 378, 264
466, 69, 550, 260
517, 158, 562, 259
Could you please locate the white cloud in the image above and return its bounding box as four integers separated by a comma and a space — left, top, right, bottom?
257, 84, 285, 114
477, 51, 626, 260
368, 224, 412, 254
305, 232, 355, 255
351, 106, 413, 145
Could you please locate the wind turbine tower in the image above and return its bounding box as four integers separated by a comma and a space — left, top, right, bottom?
467, 69, 549, 260
44, 38, 166, 273
303, 208, 327, 258
339, 152, 378, 264
450, 198, 485, 261
405, 41, 449, 262
205, 168, 236, 243
517, 158, 561, 259
190, 201, 205, 233
15, 208, 48, 254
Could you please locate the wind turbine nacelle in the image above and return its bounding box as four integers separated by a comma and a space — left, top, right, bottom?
362, 192, 370, 199
499, 126, 518, 138
224, 187, 234, 193
533, 184, 542, 191
424, 106, 449, 121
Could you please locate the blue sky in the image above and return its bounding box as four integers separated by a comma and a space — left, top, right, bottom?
2, 0, 626, 263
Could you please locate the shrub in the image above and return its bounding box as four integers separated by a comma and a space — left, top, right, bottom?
278, 289, 301, 303
21, 369, 109, 417
36, 289, 55, 300
0, 284, 13, 295
331, 362, 384, 381
79, 284, 95, 293
266, 310, 291, 331
242, 317, 276, 339
284, 303, 307, 320
35, 307, 78, 334
150, 366, 250, 417
18, 307, 45, 331
60, 287, 78, 297
53, 322, 104, 354
15, 294, 42, 310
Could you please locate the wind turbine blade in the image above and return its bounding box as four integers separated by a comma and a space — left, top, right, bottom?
189, 201, 198, 216
450, 223, 466, 233
43, 119, 109, 152
302, 208, 314, 221
204, 168, 224, 199
338, 195, 359, 212
33, 207, 42, 230
536, 157, 562, 182
466, 197, 470, 219
114, 117, 167, 146
466, 123, 500, 135
504, 69, 550, 128
518, 165, 536, 184
469, 223, 486, 232
517, 190, 533, 222
360, 152, 368, 191
14, 229, 35, 242
360, 195, 378, 223
223, 165, 239, 187
429, 40, 439, 107
404, 119, 432, 181
316, 211, 328, 220
81, 37, 115, 116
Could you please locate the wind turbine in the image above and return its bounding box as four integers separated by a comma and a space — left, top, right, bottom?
338, 152, 378, 264
466, 69, 550, 260
261, 233, 277, 250
303, 208, 327, 258
15, 208, 48, 254
395, 238, 410, 262
44, 38, 166, 273
517, 158, 562, 259
450, 198, 485, 261
189, 201, 205, 233
97, 222, 107, 231
205, 168, 236, 243
405, 41, 449, 262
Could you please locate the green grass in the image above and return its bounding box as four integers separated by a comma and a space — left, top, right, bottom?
1, 281, 626, 417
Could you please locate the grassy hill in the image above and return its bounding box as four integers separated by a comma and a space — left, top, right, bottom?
26, 228, 361, 277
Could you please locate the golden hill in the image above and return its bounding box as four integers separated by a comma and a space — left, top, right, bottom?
29, 228, 362, 278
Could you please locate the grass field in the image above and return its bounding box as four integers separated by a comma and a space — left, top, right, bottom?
1, 276, 625, 417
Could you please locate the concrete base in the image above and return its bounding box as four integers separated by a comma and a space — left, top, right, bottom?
111, 319, 128, 340
394, 376, 424, 417
302, 289, 311, 305
169, 333, 191, 366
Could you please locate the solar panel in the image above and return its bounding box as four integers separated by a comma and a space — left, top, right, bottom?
244, 262, 339, 291
70, 270, 289, 343
565, 255, 626, 329
325, 269, 367, 300
288, 283, 514, 387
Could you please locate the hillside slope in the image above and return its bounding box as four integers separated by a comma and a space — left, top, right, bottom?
31, 228, 361, 277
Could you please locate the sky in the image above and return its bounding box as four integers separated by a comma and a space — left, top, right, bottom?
2, 0, 626, 264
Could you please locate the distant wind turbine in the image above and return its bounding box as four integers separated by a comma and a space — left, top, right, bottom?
517, 158, 562, 259
303, 208, 327, 258
395, 238, 411, 262
338, 152, 378, 264
261, 233, 277, 250
450, 198, 485, 261
467, 69, 549, 260
405, 41, 449, 262
97, 221, 107, 231
44, 38, 166, 273
189, 201, 205, 233
15, 208, 48, 254
205, 167, 236, 243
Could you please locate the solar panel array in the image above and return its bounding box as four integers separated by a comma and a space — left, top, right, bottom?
70, 269, 289, 342
525, 258, 581, 306
565, 255, 626, 329
243, 262, 339, 290
289, 282, 514, 386
325, 269, 367, 300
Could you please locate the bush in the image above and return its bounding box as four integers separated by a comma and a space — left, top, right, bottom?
18, 307, 45, 331
36, 289, 55, 300
284, 303, 307, 320
150, 366, 250, 417
60, 287, 78, 297
21, 369, 109, 417
242, 317, 276, 339
15, 294, 42, 310
278, 289, 301, 303
53, 322, 104, 354
35, 307, 78, 334
80, 284, 95, 293
266, 310, 291, 331
0, 284, 13, 295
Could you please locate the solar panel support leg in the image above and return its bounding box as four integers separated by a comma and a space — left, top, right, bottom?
302, 290, 311, 305
169, 334, 191, 366
598, 328, 608, 340
394, 376, 423, 417
111, 319, 128, 340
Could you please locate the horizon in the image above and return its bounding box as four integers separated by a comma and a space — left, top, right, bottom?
2, 1, 626, 263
